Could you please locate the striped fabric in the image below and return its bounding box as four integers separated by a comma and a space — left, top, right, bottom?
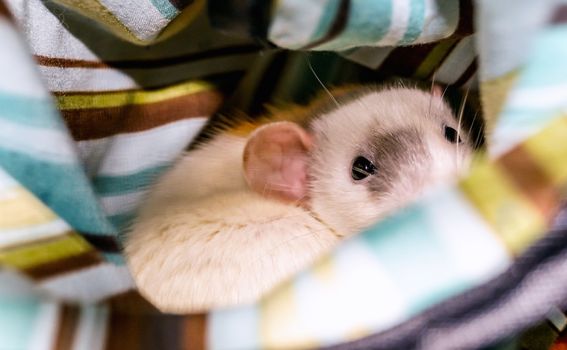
209, 0, 473, 50
1, 0, 567, 349
50, 0, 201, 44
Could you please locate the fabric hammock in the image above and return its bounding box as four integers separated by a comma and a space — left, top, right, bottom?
1, 0, 567, 349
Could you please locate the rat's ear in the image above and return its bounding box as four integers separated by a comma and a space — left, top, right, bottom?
243, 121, 313, 203
431, 84, 445, 98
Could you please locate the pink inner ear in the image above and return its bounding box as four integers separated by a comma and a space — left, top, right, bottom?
243, 122, 312, 203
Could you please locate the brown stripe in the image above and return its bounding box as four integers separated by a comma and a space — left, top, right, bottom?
106, 309, 144, 350
377, 40, 458, 78
452, 58, 478, 87
551, 4, 567, 24
182, 314, 207, 350
0, 0, 12, 20
499, 146, 560, 222
300, 0, 350, 50
80, 233, 122, 253
54, 305, 80, 350
455, 0, 474, 36
24, 250, 102, 280
108, 291, 160, 315
62, 89, 223, 140
34, 45, 260, 69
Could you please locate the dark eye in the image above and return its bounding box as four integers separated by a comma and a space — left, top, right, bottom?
351, 156, 377, 181
444, 125, 462, 144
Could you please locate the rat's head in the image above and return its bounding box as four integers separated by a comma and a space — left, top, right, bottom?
243, 85, 478, 236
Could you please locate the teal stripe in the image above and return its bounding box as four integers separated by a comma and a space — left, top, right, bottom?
103, 252, 126, 265
496, 25, 567, 138
0, 93, 64, 129
309, 0, 342, 43
316, 0, 392, 51
108, 211, 136, 233
149, 0, 179, 20
0, 149, 115, 235
0, 299, 41, 350
512, 25, 567, 88
361, 203, 468, 312
93, 165, 170, 196
399, 0, 425, 45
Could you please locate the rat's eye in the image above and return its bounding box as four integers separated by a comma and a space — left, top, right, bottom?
351, 156, 377, 181
444, 125, 462, 144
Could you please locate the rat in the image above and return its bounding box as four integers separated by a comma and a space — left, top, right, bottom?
124, 83, 480, 313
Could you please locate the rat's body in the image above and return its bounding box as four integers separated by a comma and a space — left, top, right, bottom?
125, 85, 477, 313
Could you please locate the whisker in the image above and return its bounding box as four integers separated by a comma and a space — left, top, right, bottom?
306, 54, 339, 108
456, 87, 470, 170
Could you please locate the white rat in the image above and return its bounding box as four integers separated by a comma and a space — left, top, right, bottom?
125, 84, 478, 313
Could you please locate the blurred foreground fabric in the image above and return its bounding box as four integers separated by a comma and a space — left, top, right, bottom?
1, 0, 567, 349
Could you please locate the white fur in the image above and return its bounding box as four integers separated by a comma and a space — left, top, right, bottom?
308, 88, 472, 235
126, 190, 338, 312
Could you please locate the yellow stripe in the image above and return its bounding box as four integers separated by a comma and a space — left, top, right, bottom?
0, 187, 58, 229
154, 0, 205, 43
480, 69, 520, 138
311, 255, 334, 283
413, 38, 458, 78
56, 80, 216, 110
261, 283, 316, 349
0, 234, 92, 269
523, 115, 567, 186
460, 160, 546, 255
53, 0, 141, 44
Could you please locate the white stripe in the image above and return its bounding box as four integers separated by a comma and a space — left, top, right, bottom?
0, 219, 70, 249
375, 0, 411, 45
77, 118, 207, 177
99, 191, 147, 216
209, 306, 260, 350
490, 126, 539, 159
433, 36, 476, 84
0, 19, 49, 98
343, 47, 394, 70
507, 84, 567, 110
269, 0, 330, 49
27, 302, 61, 350
99, 0, 169, 41
0, 118, 76, 163
0, 269, 43, 298
71, 305, 110, 350
39, 264, 134, 303
0, 168, 18, 192
38, 53, 257, 92
295, 239, 407, 345
415, 0, 459, 44
426, 187, 511, 281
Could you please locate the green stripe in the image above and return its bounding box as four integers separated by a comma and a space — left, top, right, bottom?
149, 0, 179, 20
399, 0, 425, 44
93, 165, 170, 196
0, 93, 64, 129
